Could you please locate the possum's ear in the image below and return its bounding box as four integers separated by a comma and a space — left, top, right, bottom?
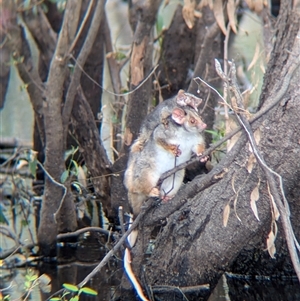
171, 107, 186, 124
176, 90, 202, 111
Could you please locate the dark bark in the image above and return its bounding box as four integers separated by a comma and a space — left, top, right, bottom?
75, 0, 105, 119
38, 1, 82, 255
127, 1, 300, 294
0, 46, 10, 109
110, 0, 162, 219
22, 5, 57, 81
71, 89, 112, 213
157, 4, 197, 100
188, 7, 222, 147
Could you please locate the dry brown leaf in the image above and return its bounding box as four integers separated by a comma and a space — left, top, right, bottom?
260, 59, 266, 73
227, 0, 237, 34
213, 0, 227, 35
254, 128, 261, 145
164, 0, 170, 7
244, 0, 254, 10
223, 203, 231, 227
247, 152, 256, 173
233, 196, 242, 222
77, 165, 87, 188
198, 0, 213, 10
250, 185, 260, 221
242, 89, 251, 108
254, 0, 264, 13
267, 182, 280, 220
248, 43, 261, 71
266, 230, 276, 258
182, 0, 196, 29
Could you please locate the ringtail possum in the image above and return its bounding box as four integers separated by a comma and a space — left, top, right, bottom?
130, 89, 203, 153
124, 106, 207, 217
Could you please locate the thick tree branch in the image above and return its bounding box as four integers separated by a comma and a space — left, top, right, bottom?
38, 1, 82, 255
63, 0, 106, 139
216, 58, 300, 281
188, 22, 220, 94
22, 4, 57, 71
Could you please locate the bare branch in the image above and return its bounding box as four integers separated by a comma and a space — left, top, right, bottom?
63, 0, 106, 137
218, 59, 300, 281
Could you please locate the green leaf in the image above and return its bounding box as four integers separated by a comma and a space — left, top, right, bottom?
79, 287, 98, 296
70, 160, 79, 176
115, 52, 126, 61
29, 158, 37, 178
26, 274, 38, 282
21, 219, 30, 227
63, 283, 79, 293
70, 296, 79, 301
49, 298, 61, 301
61, 170, 69, 183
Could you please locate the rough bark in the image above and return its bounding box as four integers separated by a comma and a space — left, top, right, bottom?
38, 1, 82, 255
71, 89, 112, 213
127, 1, 300, 295
188, 6, 222, 146
110, 0, 162, 219
157, 4, 197, 100
75, 0, 105, 119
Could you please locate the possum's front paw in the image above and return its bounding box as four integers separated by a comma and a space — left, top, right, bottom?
149, 187, 160, 197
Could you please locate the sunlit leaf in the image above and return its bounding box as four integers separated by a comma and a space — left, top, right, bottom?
70, 296, 79, 301
182, 0, 196, 29
213, 0, 227, 35
223, 203, 230, 227
77, 166, 87, 188
61, 170, 69, 183
267, 182, 280, 220
227, 0, 237, 34
250, 185, 260, 221
63, 283, 79, 292
80, 287, 98, 296
266, 229, 276, 258
247, 153, 256, 173
254, 128, 261, 145
71, 160, 79, 176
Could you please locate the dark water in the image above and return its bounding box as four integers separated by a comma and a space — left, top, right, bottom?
1, 194, 299, 301
2, 239, 300, 301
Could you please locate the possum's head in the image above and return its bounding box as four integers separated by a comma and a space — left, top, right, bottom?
171, 107, 207, 133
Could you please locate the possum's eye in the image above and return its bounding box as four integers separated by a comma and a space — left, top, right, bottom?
190, 117, 196, 124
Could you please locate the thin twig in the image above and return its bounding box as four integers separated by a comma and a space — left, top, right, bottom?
63, 0, 106, 135
36, 161, 67, 222
57, 226, 119, 240
70, 54, 159, 97
76, 199, 155, 288
68, 0, 95, 55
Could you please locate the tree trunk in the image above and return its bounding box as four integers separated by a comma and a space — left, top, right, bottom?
110, 0, 162, 219
38, 1, 82, 256
128, 1, 300, 293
